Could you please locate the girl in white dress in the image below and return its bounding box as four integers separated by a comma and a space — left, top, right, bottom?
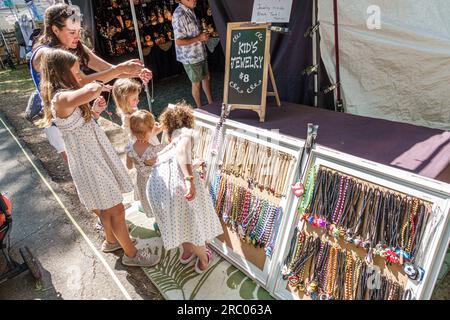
112, 78, 141, 140
112, 78, 160, 147
38, 49, 159, 267
146, 103, 223, 274
126, 110, 164, 218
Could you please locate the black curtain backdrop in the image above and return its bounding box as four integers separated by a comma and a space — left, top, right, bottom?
73, 0, 224, 80
210, 0, 334, 109
75, 0, 333, 107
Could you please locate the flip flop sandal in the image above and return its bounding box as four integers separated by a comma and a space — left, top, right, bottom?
179, 246, 196, 264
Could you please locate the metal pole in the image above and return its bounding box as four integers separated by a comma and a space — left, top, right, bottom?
312, 0, 317, 107
332, 0, 344, 112
129, 0, 153, 112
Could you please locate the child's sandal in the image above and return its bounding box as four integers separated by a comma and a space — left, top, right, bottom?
179, 246, 196, 265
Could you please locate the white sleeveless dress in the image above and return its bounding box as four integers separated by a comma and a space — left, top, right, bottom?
51, 97, 133, 211
146, 128, 223, 250
126, 143, 164, 218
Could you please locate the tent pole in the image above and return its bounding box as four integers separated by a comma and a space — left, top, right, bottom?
312, 0, 317, 107
332, 0, 344, 112
314, 0, 323, 108
129, 0, 153, 112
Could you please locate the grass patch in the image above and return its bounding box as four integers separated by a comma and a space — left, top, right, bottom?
0, 64, 35, 94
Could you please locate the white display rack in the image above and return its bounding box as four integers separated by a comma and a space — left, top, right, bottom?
193, 110, 450, 300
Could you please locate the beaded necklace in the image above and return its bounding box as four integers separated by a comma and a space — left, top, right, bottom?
279, 155, 295, 197
252, 200, 269, 245
341, 179, 360, 229
352, 187, 374, 245
327, 172, 342, 220
352, 257, 363, 300
241, 194, 257, 231
310, 240, 328, 289
248, 199, 262, 241
325, 246, 339, 297
292, 236, 317, 276
319, 243, 331, 291
261, 204, 276, 244
265, 206, 283, 257
344, 251, 354, 300
410, 203, 428, 262
210, 172, 220, 204
236, 190, 251, 238
369, 189, 384, 246
230, 185, 242, 229
298, 166, 317, 217
286, 229, 305, 276
356, 262, 368, 300
331, 176, 349, 225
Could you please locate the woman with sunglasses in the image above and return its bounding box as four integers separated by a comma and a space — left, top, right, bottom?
30, 3, 152, 161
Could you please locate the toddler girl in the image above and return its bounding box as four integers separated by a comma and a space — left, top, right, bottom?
146, 103, 223, 273
126, 110, 164, 218
112, 78, 142, 140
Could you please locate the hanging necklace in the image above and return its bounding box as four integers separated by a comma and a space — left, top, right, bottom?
344, 250, 354, 300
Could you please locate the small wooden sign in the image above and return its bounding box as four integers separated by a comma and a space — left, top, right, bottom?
223, 22, 280, 122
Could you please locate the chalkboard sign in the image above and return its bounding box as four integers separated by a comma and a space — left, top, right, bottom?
223, 22, 273, 122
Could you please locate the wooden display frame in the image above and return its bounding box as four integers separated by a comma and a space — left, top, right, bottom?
271, 146, 450, 300
223, 22, 280, 123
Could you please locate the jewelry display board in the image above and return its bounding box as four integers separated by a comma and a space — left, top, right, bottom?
193, 111, 450, 299
194, 110, 303, 289
272, 147, 450, 300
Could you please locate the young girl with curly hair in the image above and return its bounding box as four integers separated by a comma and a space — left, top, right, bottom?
146, 103, 223, 273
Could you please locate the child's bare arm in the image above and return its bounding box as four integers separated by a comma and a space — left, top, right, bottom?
176, 136, 193, 175
54, 82, 107, 111
176, 136, 196, 201
126, 155, 134, 170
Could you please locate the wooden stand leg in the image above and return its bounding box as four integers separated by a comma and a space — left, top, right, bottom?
269, 64, 281, 107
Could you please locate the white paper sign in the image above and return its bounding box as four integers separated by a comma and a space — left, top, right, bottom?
251, 0, 293, 23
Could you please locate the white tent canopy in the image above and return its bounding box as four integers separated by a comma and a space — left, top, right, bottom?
0, 0, 52, 30
318, 0, 450, 130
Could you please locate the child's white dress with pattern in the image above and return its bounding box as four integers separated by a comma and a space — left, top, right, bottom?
126, 143, 164, 218
146, 128, 223, 250
51, 99, 133, 211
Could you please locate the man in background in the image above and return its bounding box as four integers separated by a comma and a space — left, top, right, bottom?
172, 0, 213, 108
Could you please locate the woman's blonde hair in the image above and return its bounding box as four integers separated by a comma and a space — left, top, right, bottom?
112, 78, 142, 115
37, 48, 92, 128
159, 102, 195, 137
129, 109, 155, 140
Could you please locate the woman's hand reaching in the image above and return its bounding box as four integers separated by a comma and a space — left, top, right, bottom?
116, 59, 144, 78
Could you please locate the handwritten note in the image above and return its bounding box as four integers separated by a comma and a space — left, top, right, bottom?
251, 0, 293, 23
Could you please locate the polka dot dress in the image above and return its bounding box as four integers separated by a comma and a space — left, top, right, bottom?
126, 143, 164, 218
146, 128, 223, 251
51, 98, 133, 211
